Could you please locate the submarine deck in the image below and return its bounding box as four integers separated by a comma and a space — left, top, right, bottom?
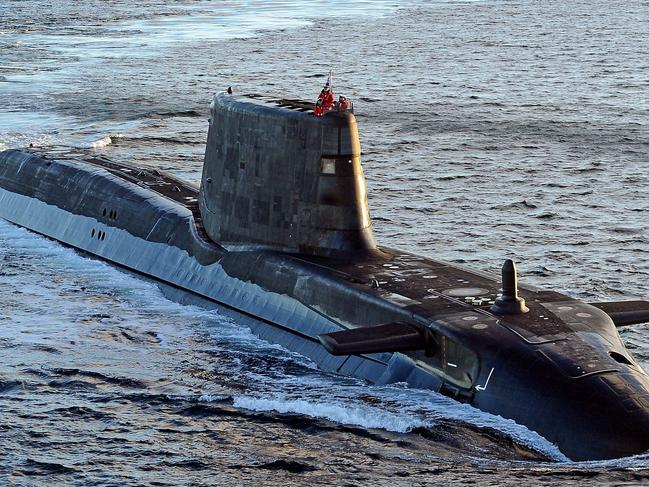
24, 148, 586, 348
34, 148, 213, 245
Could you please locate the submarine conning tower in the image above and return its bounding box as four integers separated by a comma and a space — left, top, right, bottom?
198, 93, 376, 256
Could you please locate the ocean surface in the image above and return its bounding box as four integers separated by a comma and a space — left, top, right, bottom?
1, 0, 648, 484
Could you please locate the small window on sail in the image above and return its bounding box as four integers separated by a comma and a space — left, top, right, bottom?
320, 158, 336, 175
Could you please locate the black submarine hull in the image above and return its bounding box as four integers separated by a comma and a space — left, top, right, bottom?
2, 147, 649, 461
0, 148, 441, 387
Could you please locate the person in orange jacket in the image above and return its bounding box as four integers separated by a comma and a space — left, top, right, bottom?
337, 95, 350, 111
313, 98, 325, 117
318, 83, 335, 112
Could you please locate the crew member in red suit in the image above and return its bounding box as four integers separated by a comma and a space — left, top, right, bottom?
318, 83, 335, 112
337, 95, 350, 111
313, 98, 324, 117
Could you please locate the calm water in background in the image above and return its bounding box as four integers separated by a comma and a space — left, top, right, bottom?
1, 0, 648, 484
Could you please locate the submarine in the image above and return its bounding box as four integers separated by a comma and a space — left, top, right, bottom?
1, 93, 649, 461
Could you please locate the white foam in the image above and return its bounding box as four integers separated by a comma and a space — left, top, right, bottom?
225, 368, 569, 462
0, 219, 231, 342
232, 395, 430, 433
0, 132, 61, 149
74, 134, 124, 149
374, 385, 569, 462
88, 135, 113, 148
198, 393, 230, 402
114, 1, 403, 45
572, 451, 649, 469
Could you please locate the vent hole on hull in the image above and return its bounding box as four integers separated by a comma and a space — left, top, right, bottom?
610, 351, 633, 366
103, 208, 107, 217
91, 229, 95, 238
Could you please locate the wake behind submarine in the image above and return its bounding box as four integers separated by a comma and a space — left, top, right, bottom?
1, 92, 649, 461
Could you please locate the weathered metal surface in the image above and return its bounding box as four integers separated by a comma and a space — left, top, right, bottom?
0, 148, 414, 386
199, 94, 375, 256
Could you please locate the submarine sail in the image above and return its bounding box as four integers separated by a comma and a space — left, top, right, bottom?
200, 94, 375, 255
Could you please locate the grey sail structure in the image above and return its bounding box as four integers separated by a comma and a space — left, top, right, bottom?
199, 94, 376, 256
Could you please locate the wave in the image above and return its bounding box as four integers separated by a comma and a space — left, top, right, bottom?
143, 110, 203, 119
253, 459, 316, 473
80, 134, 204, 147
232, 395, 430, 433
124, 135, 203, 146
48, 367, 148, 389
0, 379, 22, 393
192, 391, 565, 462
0, 133, 61, 150
74, 133, 124, 149
491, 200, 538, 210
227, 389, 567, 461
21, 459, 78, 476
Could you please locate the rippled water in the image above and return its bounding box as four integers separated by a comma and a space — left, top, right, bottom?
1, 0, 649, 484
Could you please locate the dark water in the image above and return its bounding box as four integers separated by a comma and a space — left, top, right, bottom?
1, 0, 649, 484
